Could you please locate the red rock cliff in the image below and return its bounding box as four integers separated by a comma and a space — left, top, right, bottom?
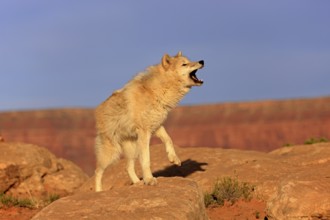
0, 97, 329, 175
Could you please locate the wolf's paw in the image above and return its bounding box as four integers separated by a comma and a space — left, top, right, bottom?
132, 180, 144, 186
144, 177, 158, 186
168, 153, 182, 166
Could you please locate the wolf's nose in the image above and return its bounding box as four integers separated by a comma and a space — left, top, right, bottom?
199, 60, 204, 66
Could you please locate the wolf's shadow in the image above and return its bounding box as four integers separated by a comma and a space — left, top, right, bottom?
153, 159, 208, 178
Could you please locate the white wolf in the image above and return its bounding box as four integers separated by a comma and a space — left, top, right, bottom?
94, 51, 204, 191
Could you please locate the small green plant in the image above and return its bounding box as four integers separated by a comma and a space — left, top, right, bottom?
0, 193, 60, 209
283, 143, 293, 147
255, 210, 260, 219
204, 192, 217, 207
304, 137, 329, 145
204, 176, 255, 207
0, 193, 35, 209
46, 194, 60, 204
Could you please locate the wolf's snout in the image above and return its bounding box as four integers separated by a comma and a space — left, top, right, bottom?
198, 60, 204, 66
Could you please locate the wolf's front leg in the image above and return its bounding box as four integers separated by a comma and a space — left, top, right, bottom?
154, 126, 181, 166
138, 130, 157, 185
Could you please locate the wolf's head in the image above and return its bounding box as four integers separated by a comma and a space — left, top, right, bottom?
161, 51, 204, 87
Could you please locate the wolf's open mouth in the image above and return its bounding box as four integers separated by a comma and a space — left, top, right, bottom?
189, 70, 203, 84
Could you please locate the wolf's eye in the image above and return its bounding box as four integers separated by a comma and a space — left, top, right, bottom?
182, 63, 187, 66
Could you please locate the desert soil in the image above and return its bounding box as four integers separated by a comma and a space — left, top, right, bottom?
0, 199, 267, 220
0, 207, 41, 220
207, 199, 268, 220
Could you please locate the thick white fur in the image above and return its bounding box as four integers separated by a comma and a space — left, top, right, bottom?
94, 52, 204, 191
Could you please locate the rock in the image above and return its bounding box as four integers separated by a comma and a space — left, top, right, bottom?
266, 145, 330, 219
42, 158, 89, 196
0, 142, 88, 199
32, 177, 208, 220
79, 143, 330, 219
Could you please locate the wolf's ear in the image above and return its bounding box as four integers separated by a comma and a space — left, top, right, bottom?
162, 54, 171, 70
176, 51, 182, 57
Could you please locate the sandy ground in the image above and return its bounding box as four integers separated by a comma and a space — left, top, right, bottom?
0, 199, 268, 220
206, 199, 268, 220
0, 207, 41, 220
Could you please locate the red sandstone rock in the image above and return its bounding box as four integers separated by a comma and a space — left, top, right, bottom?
78, 143, 330, 219
32, 177, 208, 220
0, 142, 88, 200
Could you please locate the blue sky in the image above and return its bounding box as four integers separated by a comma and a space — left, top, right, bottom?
1, 1, 329, 111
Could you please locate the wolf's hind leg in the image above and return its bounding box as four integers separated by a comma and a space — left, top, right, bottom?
94, 135, 121, 192
154, 126, 181, 166
123, 141, 140, 184
126, 159, 140, 184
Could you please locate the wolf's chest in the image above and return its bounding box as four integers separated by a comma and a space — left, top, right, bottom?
139, 104, 170, 129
